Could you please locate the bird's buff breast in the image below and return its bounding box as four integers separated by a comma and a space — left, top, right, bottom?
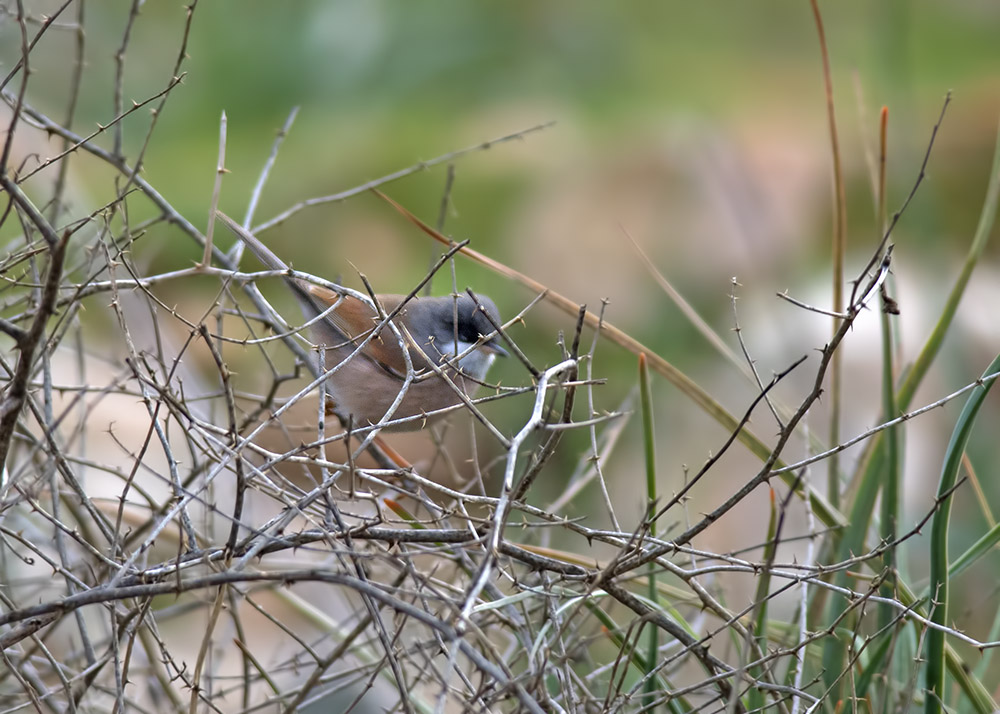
320, 347, 494, 431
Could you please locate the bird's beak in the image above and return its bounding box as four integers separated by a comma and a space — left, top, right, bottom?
483, 339, 508, 358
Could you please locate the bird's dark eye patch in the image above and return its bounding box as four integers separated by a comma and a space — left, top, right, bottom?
435, 295, 500, 347
459, 321, 482, 344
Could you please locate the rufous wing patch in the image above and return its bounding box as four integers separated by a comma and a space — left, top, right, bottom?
306, 286, 411, 376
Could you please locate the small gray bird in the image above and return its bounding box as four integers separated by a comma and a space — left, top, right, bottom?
217, 211, 505, 430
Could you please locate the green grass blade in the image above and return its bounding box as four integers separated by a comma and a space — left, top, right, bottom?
924, 353, 1000, 714
583, 599, 689, 714
747, 488, 778, 713
639, 353, 659, 712
821, 116, 1000, 697
844, 115, 1000, 526
878, 300, 901, 631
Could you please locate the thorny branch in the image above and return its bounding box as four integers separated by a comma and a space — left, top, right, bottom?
1, 7, 994, 714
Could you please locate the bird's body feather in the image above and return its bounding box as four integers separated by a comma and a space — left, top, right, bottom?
217, 211, 503, 430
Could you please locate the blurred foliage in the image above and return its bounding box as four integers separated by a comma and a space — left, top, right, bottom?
8, 1, 1000, 259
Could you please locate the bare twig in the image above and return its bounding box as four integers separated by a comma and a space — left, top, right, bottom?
201, 110, 228, 267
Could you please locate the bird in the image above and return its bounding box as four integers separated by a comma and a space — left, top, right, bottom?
216, 211, 506, 431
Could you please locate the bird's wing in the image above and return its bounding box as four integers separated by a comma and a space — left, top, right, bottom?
216, 212, 415, 378
306, 288, 414, 376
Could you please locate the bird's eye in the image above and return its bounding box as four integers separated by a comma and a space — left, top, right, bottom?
459, 323, 481, 344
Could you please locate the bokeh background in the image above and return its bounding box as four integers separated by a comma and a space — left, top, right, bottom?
5, 0, 1000, 652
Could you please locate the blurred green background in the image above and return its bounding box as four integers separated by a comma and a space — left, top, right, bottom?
5, 0, 1000, 618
